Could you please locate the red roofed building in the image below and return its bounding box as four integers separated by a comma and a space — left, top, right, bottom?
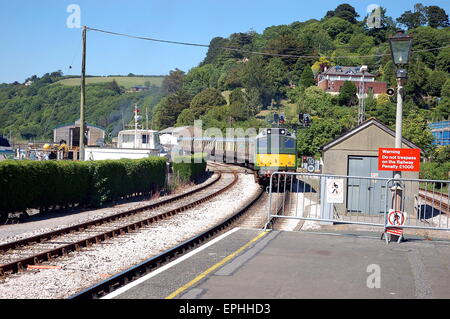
317, 66, 387, 97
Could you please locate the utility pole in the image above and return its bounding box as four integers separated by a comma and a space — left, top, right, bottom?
358, 65, 368, 125
79, 25, 87, 161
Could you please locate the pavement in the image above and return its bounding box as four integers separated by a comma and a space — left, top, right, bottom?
106, 228, 450, 299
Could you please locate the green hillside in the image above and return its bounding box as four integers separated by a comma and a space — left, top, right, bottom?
152, 3, 449, 162
0, 2, 449, 169
0, 72, 166, 142
57, 76, 164, 88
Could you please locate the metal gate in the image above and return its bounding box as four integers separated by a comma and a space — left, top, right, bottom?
266, 172, 450, 232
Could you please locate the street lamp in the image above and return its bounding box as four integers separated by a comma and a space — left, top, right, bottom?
388, 30, 413, 168
388, 30, 413, 213
388, 30, 413, 71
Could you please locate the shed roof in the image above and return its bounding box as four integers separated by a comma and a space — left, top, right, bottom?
53, 120, 106, 131
321, 118, 422, 153
159, 126, 199, 135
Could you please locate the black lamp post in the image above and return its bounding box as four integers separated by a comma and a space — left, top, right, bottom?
388, 30, 413, 79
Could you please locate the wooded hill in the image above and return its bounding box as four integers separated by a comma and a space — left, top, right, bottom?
152, 3, 450, 159
0, 73, 165, 142
0, 3, 449, 162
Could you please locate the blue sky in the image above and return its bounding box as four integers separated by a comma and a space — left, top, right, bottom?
0, 0, 448, 83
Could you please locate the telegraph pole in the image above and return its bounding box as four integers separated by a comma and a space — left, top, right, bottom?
79, 25, 87, 161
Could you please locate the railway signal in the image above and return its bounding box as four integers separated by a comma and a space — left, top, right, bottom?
299, 113, 312, 127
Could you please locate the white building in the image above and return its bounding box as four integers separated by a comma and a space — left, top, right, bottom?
159, 126, 202, 147
85, 129, 165, 161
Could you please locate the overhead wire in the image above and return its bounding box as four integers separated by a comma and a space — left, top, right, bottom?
85, 26, 450, 60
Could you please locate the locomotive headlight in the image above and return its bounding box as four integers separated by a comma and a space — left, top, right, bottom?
267, 129, 271, 135
280, 129, 285, 135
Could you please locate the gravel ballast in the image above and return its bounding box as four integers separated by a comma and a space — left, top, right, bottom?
0, 173, 259, 299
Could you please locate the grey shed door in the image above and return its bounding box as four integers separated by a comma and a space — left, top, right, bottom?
347, 156, 392, 214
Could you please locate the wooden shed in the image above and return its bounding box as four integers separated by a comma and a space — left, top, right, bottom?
53, 119, 105, 148
321, 118, 421, 217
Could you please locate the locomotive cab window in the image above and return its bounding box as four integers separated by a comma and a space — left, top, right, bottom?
284, 138, 295, 149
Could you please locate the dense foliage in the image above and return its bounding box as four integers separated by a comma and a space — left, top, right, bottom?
147, 3, 449, 161
0, 72, 165, 142
1, 3, 449, 162
0, 157, 167, 219
172, 154, 207, 182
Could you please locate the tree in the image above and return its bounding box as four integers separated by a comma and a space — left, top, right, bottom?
325, 4, 360, 24
229, 88, 249, 121
299, 66, 315, 88
367, 95, 396, 126
402, 112, 435, 156
241, 55, 272, 108
322, 17, 353, 38
264, 29, 305, 67
436, 47, 450, 72
442, 79, 450, 98
426, 70, 448, 96
176, 108, 195, 126
296, 118, 343, 156
311, 57, 331, 74
161, 68, 185, 96
405, 57, 429, 106
190, 88, 226, 117
410, 27, 450, 69
265, 57, 288, 104
105, 80, 121, 95
183, 64, 217, 96
432, 98, 450, 120
297, 86, 334, 117
337, 81, 357, 106
397, 3, 427, 29
202, 37, 229, 66
426, 5, 449, 28
153, 89, 192, 129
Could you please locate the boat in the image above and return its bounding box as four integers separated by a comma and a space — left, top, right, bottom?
0, 136, 15, 160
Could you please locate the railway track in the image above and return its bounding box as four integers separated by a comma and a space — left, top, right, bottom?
69, 182, 267, 299
0, 172, 238, 277
418, 188, 449, 214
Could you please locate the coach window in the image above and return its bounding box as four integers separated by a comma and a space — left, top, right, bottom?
258, 137, 268, 153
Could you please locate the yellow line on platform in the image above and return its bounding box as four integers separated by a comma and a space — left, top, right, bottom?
165, 230, 270, 299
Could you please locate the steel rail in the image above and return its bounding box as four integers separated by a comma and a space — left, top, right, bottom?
0, 173, 221, 253
418, 188, 449, 213
0, 172, 238, 277
69, 182, 264, 299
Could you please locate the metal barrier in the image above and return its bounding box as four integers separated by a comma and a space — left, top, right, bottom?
266, 172, 450, 232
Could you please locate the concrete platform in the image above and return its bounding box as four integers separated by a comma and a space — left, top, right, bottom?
105, 228, 450, 299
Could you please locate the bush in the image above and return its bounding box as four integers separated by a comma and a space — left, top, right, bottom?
172, 153, 207, 182
0, 157, 167, 219
420, 161, 450, 189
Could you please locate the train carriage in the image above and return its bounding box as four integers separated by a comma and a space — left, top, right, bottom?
176, 128, 297, 185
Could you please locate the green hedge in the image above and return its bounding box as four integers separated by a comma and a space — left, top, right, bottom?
172, 153, 207, 182
420, 162, 450, 181
0, 157, 166, 219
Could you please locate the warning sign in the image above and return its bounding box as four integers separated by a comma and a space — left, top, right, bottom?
387, 209, 406, 226
378, 148, 420, 172
326, 179, 344, 203
386, 209, 406, 237
383, 209, 407, 243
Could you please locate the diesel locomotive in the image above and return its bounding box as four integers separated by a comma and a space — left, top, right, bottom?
177, 127, 297, 184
